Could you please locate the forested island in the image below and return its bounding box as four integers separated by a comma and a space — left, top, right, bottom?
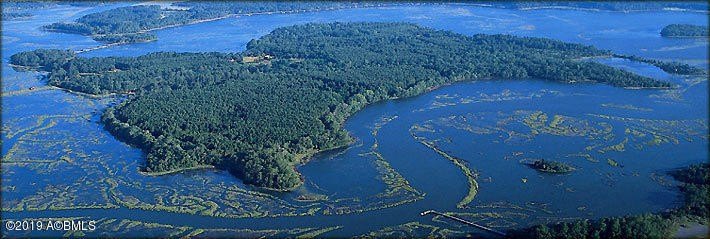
660, 24, 709, 37
528, 159, 575, 173
511, 164, 709, 238
12, 22, 672, 190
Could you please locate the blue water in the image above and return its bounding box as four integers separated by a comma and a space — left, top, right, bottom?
2, 2, 708, 237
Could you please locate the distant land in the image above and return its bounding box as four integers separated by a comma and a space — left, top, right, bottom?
661, 24, 709, 37
33, 1, 710, 44
41, 2, 391, 44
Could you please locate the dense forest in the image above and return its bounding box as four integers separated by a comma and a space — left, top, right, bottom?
12, 22, 672, 189
510, 164, 709, 239
9, 49, 75, 70
660, 24, 709, 37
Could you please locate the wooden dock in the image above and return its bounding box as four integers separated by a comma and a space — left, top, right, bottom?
420, 210, 507, 237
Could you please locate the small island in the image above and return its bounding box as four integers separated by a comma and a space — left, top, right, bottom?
528, 159, 576, 173
660, 24, 708, 38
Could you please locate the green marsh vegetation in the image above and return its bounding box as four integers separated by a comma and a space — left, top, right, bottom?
407, 106, 703, 208
407, 109, 706, 218
422, 110, 706, 168
413, 89, 564, 113
361, 221, 469, 238
410, 124, 479, 208
409, 104, 707, 237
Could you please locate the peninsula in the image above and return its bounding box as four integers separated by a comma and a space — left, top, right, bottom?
12, 22, 672, 189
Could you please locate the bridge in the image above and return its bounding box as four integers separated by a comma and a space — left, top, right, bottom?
420, 210, 508, 237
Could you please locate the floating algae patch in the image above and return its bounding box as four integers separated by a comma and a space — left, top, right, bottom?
360, 222, 468, 238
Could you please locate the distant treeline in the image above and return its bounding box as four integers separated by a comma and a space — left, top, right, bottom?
40, 1, 708, 44
42, 2, 388, 44
510, 163, 709, 239
661, 24, 709, 37
493, 1, 708, 12
12, 22, 671, 189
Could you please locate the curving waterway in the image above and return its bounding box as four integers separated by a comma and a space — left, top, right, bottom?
2, 2, 708, 237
